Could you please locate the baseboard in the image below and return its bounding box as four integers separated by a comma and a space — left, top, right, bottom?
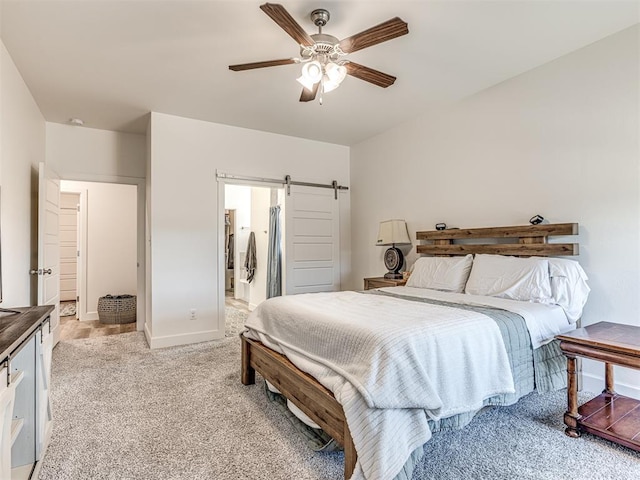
248, 303, 257, 311
582, 372, 640, 400
147, 329, 223, 349
82, 311, 99, 321
144, 322, 152, 347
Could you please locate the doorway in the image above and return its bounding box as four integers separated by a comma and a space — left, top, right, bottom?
59, 192, 80, 317
223, 183, 285, 337
58, 180, 138, 340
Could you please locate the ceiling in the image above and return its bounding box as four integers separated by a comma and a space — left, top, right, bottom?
1, 1, 638, 146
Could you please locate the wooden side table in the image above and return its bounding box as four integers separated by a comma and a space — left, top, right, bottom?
363, 277, 407, 290
557, 322, 640, 452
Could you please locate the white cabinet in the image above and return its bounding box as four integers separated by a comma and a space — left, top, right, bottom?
10, 336, 36, 480
36, 327, 53, 460
0, 307, 53, 480
0, 366, 19, 480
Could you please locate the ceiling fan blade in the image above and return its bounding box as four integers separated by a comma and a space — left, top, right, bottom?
345, 62, 396, 88
339, 17, 408, 54
229, 58, 297, 71
260, 3, 315, 47
299, 83, 319, 102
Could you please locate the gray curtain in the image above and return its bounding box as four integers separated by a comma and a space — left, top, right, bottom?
266, 205, 282, 298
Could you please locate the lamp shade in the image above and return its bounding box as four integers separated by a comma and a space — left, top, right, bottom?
376, 219, 411, 246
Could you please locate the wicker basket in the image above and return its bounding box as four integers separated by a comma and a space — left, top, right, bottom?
97, 294, 136, 324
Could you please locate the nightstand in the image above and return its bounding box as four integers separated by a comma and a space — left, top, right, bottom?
363, 277, 407, 290
557, 322, 640, 452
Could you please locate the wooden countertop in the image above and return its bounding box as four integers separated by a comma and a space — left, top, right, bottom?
0, 305, 54, 360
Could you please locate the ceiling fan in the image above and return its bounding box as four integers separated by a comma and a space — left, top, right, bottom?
229, 3, 409, 103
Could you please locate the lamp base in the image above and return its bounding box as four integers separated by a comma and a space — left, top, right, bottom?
383, 246, 405, 280
384, 272, 404, 280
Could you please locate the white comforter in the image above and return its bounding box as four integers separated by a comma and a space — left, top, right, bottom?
244, 290, 515, 480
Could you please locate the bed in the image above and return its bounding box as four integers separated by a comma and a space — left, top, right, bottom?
240, 223, 589, 480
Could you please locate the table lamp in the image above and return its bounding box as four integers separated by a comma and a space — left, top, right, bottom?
376, 219, 411, 279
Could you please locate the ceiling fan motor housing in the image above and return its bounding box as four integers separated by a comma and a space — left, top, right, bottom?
302, 9, 339, 59
310, 8, 330, 27
306, 33, 340, 53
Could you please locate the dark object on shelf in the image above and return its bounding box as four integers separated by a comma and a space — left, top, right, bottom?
435, 223, 446, 231
529, 215, 544, 225
97, 294, 136, 324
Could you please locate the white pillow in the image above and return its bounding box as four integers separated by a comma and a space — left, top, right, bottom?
548, 258, 590, 323
465, 254, 552, 303
406, 254, 473, 293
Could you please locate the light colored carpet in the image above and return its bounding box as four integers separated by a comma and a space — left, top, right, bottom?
40, 333, 640, 480
225, 306, 248, 337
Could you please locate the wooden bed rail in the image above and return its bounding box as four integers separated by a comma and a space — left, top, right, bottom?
241, 335, 357, 479
416, 222, 579, 257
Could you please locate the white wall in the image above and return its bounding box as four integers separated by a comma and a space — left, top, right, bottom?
0, 40, 45, 307
60, 180, 137, 321
46, 123, 145, 179
350, 26, 640, 397
147, 112, 350, 348
46, 123, 147, 329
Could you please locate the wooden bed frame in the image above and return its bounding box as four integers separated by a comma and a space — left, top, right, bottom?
241, 222, 579, 479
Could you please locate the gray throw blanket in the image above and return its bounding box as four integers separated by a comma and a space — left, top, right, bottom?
244, 231, 256, 283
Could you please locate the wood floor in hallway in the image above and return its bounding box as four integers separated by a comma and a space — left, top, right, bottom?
59, 301, 136, 340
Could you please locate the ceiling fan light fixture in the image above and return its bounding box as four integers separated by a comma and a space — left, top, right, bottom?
229, 4, 408, 103
325, 62, 347, 84
301, 60, 323, 83
296, 74, 317, 91
322, 77, 340, 93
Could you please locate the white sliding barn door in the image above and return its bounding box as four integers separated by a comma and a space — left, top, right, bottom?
284, 185, 340, 295
37, 163, 61, 345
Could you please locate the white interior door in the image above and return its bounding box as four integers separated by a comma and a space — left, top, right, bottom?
37, 163, 61, 345
59, 193, 79, 302
284, 185, 340, 295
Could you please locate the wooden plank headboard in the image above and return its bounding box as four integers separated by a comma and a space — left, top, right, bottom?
415, 223, 578, 257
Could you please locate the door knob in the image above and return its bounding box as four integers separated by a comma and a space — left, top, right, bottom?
29, 269, 52, 275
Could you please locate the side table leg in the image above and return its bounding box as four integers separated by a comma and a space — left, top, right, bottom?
564, 355, 581, 438
604, 363, 615, 395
